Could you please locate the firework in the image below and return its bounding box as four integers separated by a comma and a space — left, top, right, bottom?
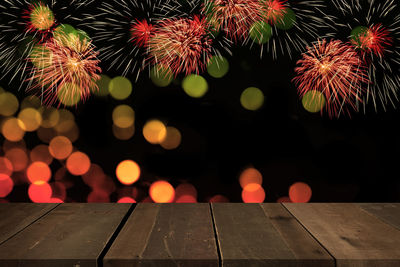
328, 0, 400, 112
28, 33, 101, 107
148, 15, 213, 76
79, 0, 172, 80
201, 0, 261, 43
293, 39, 369, 118
0, 0, 94, 86
250, 0, 331, 59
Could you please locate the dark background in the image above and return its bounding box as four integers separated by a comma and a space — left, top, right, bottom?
1, 0, 400, 202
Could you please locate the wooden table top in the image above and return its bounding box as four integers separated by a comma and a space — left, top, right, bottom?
0, 203, 399, 267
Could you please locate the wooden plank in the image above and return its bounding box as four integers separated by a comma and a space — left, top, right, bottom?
212, 203, 332, 267
358, 203, 400, 230
284, 203, 400, 267
0, 204, 58, 245
0, 203, 131, 267
104, 203, 218, 267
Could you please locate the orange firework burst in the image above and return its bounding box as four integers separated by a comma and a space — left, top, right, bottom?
260, 0, 287, 24
148, 15, 213, 76
202, 0, 261, 42
351, 24, 392, 58
28, 34, 101, 107
293, 39, 369, 118
24, 1, 55, 36
130, 19, 154, 48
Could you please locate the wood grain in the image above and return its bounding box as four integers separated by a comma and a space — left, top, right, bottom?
0, 203, 131, 267
358, 203, 400, 230
0, 203, 58, 245
212, 203, 333, 267
104, 203, 219, 267
284, 203, 400, 267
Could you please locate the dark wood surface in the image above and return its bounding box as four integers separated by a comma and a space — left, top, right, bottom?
0, 203, 131, 267
358, 203, 400, 230
284, 203, 400, 267
104, 203, 219, 267
0, 203, 399, 266
0, 203, 58, 245
212, 203, 334, 266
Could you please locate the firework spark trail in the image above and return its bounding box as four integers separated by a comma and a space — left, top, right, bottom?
327, 0, 400, 112
202, 0, 261, 43
293, 39, 369, 118
148, 15, 213, 76
28, 34, 101, 107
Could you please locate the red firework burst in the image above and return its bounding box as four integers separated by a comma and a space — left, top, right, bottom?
148, 15, 213, 76
351, 24, 392, 57
293, 39, 369, 117
260, 0, 287, 24
28, 34, 101, 107
202, 0, 261, 42
130, 19, 154, 48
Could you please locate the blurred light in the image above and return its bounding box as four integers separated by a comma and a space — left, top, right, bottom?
1, 118, 25, 142
49, 136, 73, 160
160, 126, 181, 150
277, 196, 292, 203
30, 45, 53, 69
150, 65, 173, 87
87, 190, 110, 202
0, 174, 14, 198
182, 74, 208, 98
249, 21, 272, 44
242, 183, 266, 203
20, 95, 41, 110
50, 182, 67, 201
0, 157, 13, 176
207, 56, 229, 78
27, 162, 51, 184
209, 195, 229, 203
175, 195, 197, 203
49, 198, 64, 203
301, 90, 326, 113
116, 160, 141, 185
30, 145, 53, 165
2, 139, 26, 152
149, 180, 175, 203
5, 148, 29, 172
175, 183, 197, 201
66, 151, 91, 176
56, 122, 79, 143
18, 108, 42, 132
40, 107, 60, 128
143, 119, 167, 144
289, 182, 312, 203
117, 197, 136, 203
239, 167, 263, 189
113, 124, 135, 140
37, 127, 57, 143
276, 8, 296, 30
0, 92, 19, 116
28, 181, 52, 203
109, 76, 132, 100
240, 87, 264, 111
95, 74, 111, 97
57, 83, 81, 106
112, 105, 135, 128
82, 164, 106, 188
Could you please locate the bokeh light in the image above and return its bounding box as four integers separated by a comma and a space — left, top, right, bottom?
66, 151, 91, 176
207, 56, 230, 78
28, 181, 52, 203
109, 76, 132, 100
1, 118, 25, 142
0, 174, 13, 198
275, 8, 296, 30
160, 126, 182, 150
117, 197, 136, 203
175, 183, 197, 202
30, 145, 53, 165
150, 65, 173, 87
5, 148, 29, 172
240, 87, 265, 111
239, 167, 263, 189
95, 74, 111, 97
27, 161, 51, 184
301, 90, 326, 113
0, 157, 13, 176
116, 160, 141, 185
242, 183, 266, 203
112, 105, 135, 128
57, 83, 82, 107
40, 107, 60, 128
149, 180, 175, 203
18, 108, 42, 132
209, 195, 229, 203
49, 136, 73, 160
249, 21, 272, 44
143, 119, 167, 144
87, 190, 110, 203
113, 124, 135, 140
289, 182, 312, 203
182, 74, 208, 98
0, 92, 19, 116
21, 95, 41, 110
